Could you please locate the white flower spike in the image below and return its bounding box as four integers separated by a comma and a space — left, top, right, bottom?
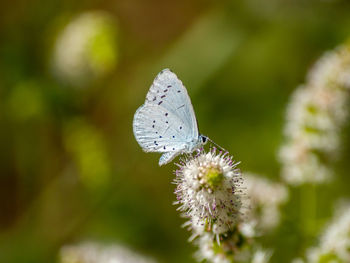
174, 147, 244, 236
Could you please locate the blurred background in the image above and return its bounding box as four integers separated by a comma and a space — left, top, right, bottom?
1, 0, 350, 262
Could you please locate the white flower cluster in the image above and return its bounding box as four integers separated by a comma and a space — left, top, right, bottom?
195, 232, 271, 263
306, 203, 350, 263
174, 148, 243, 236
279, 44, 350, 185
60, 242, 157, 263
52, 11, 118, 86
174, 148, 272, 262
242, 173, 289, 233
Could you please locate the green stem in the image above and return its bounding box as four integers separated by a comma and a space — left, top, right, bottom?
300, 184, 317, 245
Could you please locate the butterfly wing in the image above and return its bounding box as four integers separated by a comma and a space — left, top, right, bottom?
133, 104, 188, 153
133, 69, 199, 165
159, 151, 179, 166
145, 69, 199, 140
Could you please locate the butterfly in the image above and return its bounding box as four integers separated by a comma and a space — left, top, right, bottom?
133, 69, 209, 166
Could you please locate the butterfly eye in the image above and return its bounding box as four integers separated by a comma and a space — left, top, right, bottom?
202, 136, 207, 144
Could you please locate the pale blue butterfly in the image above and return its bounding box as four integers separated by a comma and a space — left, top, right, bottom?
133, 69, 209, 166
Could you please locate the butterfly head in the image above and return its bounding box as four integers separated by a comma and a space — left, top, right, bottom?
199, 135, 208, 145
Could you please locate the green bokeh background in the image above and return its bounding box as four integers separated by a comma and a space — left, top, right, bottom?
1, 0, 350, 262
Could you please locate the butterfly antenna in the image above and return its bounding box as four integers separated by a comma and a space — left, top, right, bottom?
207, 137, 229, 153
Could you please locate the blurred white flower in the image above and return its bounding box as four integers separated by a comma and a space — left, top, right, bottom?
279, 44, 350, 185
174, 148, 243, 236
60, 242, 157, 263
52, 11, 118, 86
251, 249, 272, 263
242, 173, 288, 233
194, 233, 232, 263
307, 202, 350, 263
239, 220, 256, 238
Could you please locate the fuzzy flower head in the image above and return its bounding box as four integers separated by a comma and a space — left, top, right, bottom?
174, 148, 243, 235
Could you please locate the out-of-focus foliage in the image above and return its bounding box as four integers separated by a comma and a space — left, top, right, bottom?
1, 0, 350, 262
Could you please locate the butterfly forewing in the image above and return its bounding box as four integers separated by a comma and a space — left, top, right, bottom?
145, 69, 199, 140
133, 69, 200, 165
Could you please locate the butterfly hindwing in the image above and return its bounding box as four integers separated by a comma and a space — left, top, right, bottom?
133, 104, 187, 153
159, 152, 179, 166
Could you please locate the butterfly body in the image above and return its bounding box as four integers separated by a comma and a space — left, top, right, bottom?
133, 69, 207, 166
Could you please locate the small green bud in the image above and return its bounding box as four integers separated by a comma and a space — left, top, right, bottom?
205, 167, 224, 189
